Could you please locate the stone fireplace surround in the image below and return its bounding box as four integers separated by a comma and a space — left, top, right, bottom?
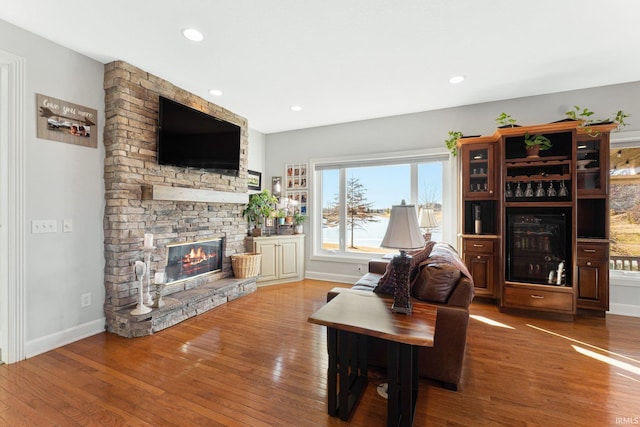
103, 61, 255, 337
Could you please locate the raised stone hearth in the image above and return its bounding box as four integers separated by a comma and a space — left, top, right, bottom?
103, 61, 253, 337
111, 276, 257, 338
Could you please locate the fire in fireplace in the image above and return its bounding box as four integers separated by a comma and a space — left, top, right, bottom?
165, 238, 223, 284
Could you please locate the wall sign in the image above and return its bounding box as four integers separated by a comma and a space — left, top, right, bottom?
36, 93, 98, 148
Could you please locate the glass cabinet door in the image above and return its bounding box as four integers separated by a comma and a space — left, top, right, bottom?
577, 134, 608, 196
462, 143, 495, 199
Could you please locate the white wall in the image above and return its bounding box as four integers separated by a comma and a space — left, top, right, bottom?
0, 19, 105, 357
265, 82, 640, 315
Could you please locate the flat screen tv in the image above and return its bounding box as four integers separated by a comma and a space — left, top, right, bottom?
158, 96, 241, 176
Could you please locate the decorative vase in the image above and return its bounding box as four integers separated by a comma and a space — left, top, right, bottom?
294, 224, 304, 234
526, 144, 540, 158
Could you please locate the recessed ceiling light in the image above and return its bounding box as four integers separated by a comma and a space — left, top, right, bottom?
291, 105, 302, 112
182, 28, 204, 42
449, 75, 465, 84
209, 89, 223, 96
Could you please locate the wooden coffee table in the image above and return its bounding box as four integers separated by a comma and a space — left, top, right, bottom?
308, 289, 437, 427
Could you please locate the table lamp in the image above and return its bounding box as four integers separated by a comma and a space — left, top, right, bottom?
380, 200, 425, 314
418, 207, 438, 242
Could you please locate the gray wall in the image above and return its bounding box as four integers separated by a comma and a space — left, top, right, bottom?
265, 82, 640, 315
0, 19, 105, 355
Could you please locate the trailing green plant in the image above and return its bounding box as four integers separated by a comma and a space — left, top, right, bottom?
613, 110, 631, 130
242, 189, 278, 229
496, 112, 517, 127
566, 105, 631, 136
445, 130, 463, 156
524, 132, 552, 150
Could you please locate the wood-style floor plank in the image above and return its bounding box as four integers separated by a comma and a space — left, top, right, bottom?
1, 279, 639, 426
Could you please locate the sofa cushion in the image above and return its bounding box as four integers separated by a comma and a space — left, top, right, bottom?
374, 241, 435, 295
412, 261, 461, 303
353, 272, 383, 292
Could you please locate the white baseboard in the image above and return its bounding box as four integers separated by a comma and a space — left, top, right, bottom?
304, 270, 359, 284
608, 303, 640, 318
25, 318, 105, 359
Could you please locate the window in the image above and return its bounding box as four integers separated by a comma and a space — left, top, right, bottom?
610, 146, 640, 272
313, 151, 449, 259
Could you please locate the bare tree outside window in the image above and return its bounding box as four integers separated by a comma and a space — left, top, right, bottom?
325, 177, 378, 249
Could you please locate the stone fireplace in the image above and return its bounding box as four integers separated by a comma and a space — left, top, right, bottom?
103, 61, 256, 337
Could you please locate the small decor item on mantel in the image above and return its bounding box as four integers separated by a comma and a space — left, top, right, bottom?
524, 132, 552, 158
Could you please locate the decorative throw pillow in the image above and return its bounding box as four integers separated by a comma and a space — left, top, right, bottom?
412, 261, 461, 303
374, 242, 435, 295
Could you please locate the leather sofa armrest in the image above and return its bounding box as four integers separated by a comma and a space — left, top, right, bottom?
369, 258, 390, 275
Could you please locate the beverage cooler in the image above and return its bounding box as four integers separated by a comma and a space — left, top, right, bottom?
506, 209, 570, 286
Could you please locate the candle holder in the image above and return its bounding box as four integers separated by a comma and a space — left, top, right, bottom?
142, 246, 155, 307
130, 260, 152, 315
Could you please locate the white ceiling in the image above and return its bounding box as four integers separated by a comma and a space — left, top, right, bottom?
1, 0, 639, 134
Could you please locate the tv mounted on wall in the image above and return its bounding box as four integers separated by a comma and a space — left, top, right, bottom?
157, 96, 241, 176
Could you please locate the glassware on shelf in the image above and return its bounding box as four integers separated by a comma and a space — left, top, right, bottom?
547, 181, 557, 197
558, 180, 568, 197
535, 182, 545, 197
515, 182, 524, 198
505, 183, 514, 198
524, 182, 534, 197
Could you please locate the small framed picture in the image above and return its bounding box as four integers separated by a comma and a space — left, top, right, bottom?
248, 170, 262, 191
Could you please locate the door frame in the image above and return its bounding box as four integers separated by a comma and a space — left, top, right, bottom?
0, 50, 26, 363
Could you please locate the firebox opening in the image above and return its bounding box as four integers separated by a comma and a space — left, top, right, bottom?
165, 237, 223, 285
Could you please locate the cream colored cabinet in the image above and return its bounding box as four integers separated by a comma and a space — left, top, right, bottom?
245, 235, 305, 285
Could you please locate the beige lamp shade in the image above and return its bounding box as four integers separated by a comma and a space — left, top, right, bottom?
418, 207, 438, 230
380, 200, 425, 250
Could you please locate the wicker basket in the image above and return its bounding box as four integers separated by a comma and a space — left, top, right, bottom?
231, 253, 261, 278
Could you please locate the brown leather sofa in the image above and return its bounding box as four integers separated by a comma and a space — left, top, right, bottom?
327, 243, 474, 391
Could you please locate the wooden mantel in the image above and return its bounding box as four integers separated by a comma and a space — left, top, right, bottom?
141, 184, 249, 204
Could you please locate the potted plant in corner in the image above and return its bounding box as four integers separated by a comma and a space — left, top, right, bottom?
524, 132, 552, 158
242, 189, 278, 236
293, 212, 307, 234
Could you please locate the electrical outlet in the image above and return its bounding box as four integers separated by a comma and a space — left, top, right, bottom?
31, 219, 57, 234
81, 293, 91, 308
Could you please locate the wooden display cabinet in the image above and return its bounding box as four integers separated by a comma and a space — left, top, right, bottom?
459, 121, 613, 317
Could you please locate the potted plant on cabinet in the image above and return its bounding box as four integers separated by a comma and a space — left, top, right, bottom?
495, 112, 519, 128
293, 212, 307, 234
565, 106, 630, 136
242, 189, 278, 236
445, 130, 463, 156
276, 209, 287, 225
524, 132, 552, 158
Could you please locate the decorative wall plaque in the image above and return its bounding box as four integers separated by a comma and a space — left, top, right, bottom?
36, 93, 98, 148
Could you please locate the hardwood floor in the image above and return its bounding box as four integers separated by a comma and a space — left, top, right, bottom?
1, 279, 639, 426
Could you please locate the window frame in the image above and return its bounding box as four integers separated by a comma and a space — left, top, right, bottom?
609, 134, 640, 280
310, 148, 457, 263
